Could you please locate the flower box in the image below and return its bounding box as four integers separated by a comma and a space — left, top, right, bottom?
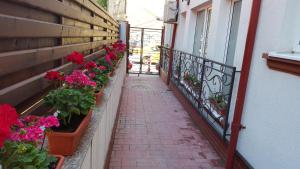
47, 110, 93, 156
184, 79, 201, 94
109, 69, 115, 77
209, 99, 227, 116
95, 87, 104, 105
50, 155, 65, 169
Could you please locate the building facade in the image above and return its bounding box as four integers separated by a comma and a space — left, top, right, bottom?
163, 0, 300, 168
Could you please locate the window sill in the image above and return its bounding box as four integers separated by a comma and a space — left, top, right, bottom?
262, 52, 300, 76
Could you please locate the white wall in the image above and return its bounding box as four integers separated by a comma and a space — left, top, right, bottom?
166, 0, 251, 69
236, 0, 300, 169
163, 0, 300, 168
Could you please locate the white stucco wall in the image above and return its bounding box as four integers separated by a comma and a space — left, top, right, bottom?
166, 0, 251, 69
163, 0, 300, 167
236, 0, 300, 169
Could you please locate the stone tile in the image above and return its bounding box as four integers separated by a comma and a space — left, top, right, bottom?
108, 76, 224, 169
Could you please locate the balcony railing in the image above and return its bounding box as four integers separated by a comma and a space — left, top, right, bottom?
161, 47, 170, 73
161, 47, 236, 139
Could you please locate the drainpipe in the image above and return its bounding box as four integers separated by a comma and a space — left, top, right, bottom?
225, 0, 261, 169
166, 0, 179, 85
159, 26, 166, 76
166, 23, 178, 85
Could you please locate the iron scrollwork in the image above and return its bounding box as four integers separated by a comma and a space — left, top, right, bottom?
167, 48, 236, 139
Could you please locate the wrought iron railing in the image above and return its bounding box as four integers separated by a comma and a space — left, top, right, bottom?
162, 47, 236, 139
160, 47, 170, 73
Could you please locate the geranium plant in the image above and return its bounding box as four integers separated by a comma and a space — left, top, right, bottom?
64, 70, 96, 89
0, 104, 60, 169
45, 71, 65, 88
44, 87, 95, 126
84, 62, 109, 92
112, 40, 126, 59
66, 51, 84, 65
97, 57, 113, 73
44, 68, 96, 127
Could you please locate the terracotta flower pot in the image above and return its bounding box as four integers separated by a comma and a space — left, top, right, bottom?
109, 70, 115, 77
115, 59, 121, 67
209, 99, 227, 116
47, 111, 93, 156
95, 87, 104, 105
52, 155, 65, 169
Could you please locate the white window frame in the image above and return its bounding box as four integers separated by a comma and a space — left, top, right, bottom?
223, 0, 242, 65
192, 6, 212, 58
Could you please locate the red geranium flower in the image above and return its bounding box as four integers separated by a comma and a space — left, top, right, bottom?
99, 65, 107, 71
105, 46, 111, 53
66, 51, 84, 65
128, 63, 133, 70
65, 70, 96, 88
112, 41, 126, 52
0, 104, 19, 147
84, 61, 97, 70
45, 71, 64, 81
108, 52, 117, 60
105, 54, 113, 66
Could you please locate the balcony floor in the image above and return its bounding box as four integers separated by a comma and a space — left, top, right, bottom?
108, 76, 224, 169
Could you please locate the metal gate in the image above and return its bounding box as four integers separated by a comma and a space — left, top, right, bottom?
128, 27, 163, 75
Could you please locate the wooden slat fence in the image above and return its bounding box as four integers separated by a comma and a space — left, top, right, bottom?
0, 0, 119, 114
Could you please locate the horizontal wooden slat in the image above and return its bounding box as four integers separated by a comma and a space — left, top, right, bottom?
0, 40, 111, 76
0, 14, 118, 38
8, 0, 119, 32
72, 0, 119, 28
0, 50, 106, 106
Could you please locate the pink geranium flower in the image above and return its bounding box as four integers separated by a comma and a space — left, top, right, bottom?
99, 65, 107, 71
112, 41, 126, 52
84, 61, 97, 70
105, 54, 113, 66
88, 73, 96, 78
65, 70, 96, 88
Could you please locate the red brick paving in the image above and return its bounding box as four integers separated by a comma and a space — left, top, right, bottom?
109, 76, 224, 169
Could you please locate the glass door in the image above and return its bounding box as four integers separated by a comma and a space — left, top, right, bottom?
225, 0, 242, 66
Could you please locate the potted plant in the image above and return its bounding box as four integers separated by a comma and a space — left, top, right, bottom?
112, 40, 126, 64
173, 65, 180, 79
183, 72, 201, 93
44, 70, 96, 155
0, 104, 64, 169
98, 56, 114, 77
84, 61, 109, 105
209, 93, 227, 116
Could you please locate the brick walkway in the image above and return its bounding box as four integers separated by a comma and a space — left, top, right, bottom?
109, 76, 224, 169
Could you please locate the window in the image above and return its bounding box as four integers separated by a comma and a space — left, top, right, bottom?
225, 0, 242, 66
193, 8, 212, 57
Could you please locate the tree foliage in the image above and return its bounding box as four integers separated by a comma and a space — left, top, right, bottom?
96, 0, 108, 9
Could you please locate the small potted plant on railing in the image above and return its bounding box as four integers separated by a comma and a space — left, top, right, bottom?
0, 104, 64, 169
44, 69, 96, 156
174, 65, 180, 79
84, 61, 109, 105
209, 93, 227, 116
183, 72, 201, 93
